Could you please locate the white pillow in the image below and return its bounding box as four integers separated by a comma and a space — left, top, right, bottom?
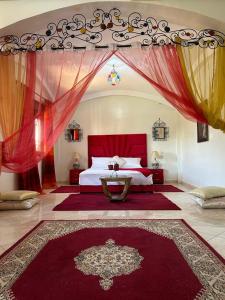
191, 196, 225, 209
112, 156, 126, 167
91, 157, 112, 169
121, 157, 142, 168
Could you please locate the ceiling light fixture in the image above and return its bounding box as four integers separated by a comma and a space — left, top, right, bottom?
107, 65, 121, 86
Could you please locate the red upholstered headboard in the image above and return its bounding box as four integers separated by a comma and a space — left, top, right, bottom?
88, 134, 147, 167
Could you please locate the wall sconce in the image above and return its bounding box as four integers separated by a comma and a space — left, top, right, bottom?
65, 121, 82, 142
152, 118, 169, 141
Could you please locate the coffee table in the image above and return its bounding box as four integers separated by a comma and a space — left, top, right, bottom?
100, 176, 132, 201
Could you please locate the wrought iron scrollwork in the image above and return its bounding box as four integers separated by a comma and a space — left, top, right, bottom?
1, 7, 225, 54
152, 118, 169, 141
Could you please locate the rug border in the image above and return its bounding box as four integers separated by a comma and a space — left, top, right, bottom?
0, 219, 224, 265
51, 184, 184, 193
52, 192, 181, 211
181, 219, 225, 264
0, 220, 45, 259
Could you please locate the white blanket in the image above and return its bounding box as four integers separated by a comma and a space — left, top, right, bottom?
79, 168, 153, 186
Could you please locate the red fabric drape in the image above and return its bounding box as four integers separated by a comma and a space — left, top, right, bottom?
18, 166, 42, 192
17, 52, 42, 192
41, 100, 57, 189
1, 46, 209, 176
0, 142, 2, 173
41, 148, 57, 189
1, 50, 114, 173
116, 46, 207, 123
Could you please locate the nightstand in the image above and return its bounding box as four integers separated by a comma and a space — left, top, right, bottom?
69, 169, 84, 185
149, 169, 164, 184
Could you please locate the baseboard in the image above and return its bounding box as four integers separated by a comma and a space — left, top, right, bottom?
164, 179, 178, 183
180, 181, 197, 190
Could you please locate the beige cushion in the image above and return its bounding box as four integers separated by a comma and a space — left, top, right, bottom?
192, 196, 225, 209
189, 186, 225, 200
0, 190, 40, 201
112, 156, 126, 167
0, 198, 39, 210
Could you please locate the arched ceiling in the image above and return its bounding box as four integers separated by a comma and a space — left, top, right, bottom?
1, 1, 224, 107
1, 0, 225, 30
82, 55, 169, 106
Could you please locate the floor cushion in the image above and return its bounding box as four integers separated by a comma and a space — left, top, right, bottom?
0, 198, 39, 210
0, 190, 39, 201
191, 195, 225, 208
189, 186, 225, 200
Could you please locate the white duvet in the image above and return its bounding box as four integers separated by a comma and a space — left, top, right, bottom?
79, 168, 153, 186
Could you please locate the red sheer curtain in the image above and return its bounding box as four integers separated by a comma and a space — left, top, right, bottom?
18, 166, 42, 192
41, 148, 57, 189
116, 46, 207, 123
41, 101, 57, 189
17, 52, 42, 191
1, 46, 208, 177
1, 49, 114, 173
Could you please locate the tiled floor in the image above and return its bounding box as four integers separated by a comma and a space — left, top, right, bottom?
0, 183, 225, 258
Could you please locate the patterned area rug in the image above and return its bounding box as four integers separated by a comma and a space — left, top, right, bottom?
0, 220, 224, 300
51, 184, 183, 193
53, 193, 181, 211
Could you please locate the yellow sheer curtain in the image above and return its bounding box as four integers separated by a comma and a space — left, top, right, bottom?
0, 54, 26, 138
177, 45, 225, 132
0, 53, 26, 171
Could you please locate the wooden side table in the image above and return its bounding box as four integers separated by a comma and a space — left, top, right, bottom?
147, 169, 164, 184
151, 169, 164, 184
69, 169, 84, 185
100, 176, 132, 202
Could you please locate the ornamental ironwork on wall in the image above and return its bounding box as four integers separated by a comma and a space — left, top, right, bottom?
1, 7, 225, 54
152, 118, 169, 141
65, 121, 82, 142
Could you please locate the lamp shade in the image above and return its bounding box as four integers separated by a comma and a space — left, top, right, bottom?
74, 152, 80, 159
152, 151, 160, 160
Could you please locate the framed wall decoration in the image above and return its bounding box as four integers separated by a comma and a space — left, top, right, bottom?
152, 118, 169, 141
65, 121, 82, 142
197, 122, 209, 143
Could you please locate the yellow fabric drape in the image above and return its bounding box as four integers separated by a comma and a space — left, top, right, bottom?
0, 53, 26, 171
0, 54, 26, 137
177, 45, 225, 132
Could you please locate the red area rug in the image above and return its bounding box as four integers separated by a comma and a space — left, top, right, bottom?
51, 184, 183, 193
1, 220, 224, 300
51, 185, 80, 193
53, 193, 181, 211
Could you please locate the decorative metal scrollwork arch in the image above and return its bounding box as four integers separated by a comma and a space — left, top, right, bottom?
0, 7, 225, 54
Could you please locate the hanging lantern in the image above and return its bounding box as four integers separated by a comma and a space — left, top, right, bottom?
107, 65, 121, 86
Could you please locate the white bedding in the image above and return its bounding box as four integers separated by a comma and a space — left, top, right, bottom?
79, 168, 153, 186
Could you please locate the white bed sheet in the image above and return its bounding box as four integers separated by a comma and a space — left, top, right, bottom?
79, 168, 153, 186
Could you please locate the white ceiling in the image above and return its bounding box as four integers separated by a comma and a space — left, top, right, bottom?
83, 54, 170, 106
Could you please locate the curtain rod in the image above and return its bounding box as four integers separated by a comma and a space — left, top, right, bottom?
50, 44, 154, 51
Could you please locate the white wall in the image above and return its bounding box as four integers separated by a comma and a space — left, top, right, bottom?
0, 173, 17, 192
177, 116, 225, 187
55, 95, 179, 183
1, 0, 225, 30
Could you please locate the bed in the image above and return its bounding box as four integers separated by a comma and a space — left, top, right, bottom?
79, 134, 154, 193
